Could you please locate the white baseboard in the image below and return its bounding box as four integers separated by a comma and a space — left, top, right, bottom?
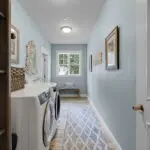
60, 94, 87, 98
88, 97, 122, 150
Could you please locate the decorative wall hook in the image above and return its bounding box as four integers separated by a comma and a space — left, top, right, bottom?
0, 12, 5, 24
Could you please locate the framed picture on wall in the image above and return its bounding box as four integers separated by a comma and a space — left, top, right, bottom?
25, 40, 37, 75
89, 54, 93, 72
11, 25, 20, 64
93, 52, 103, 66
105, 26, 119, 70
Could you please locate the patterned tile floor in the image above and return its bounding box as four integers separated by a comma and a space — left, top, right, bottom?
50, 98, 118, 150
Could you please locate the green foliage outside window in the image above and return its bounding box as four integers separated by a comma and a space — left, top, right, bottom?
58, 52, 81, 76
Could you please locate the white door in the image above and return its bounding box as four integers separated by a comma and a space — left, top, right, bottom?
136, 0, 150, 150
42, 53, 48, 82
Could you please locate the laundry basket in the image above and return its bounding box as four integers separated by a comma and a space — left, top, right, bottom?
11, 67, 25, 92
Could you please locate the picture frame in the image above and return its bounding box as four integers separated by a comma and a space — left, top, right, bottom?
11, 25, 20, 64
105, 26, 119, 70
93, 52, 103, 66
89, 54, 93, 72
25, 40, 37, 76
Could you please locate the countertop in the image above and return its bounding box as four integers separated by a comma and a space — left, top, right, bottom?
11, 82, 57, 98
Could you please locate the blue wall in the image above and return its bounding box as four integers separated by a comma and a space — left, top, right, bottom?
87, 0, 136, 149
51, 44, 87, 95
11, 0, 51, 81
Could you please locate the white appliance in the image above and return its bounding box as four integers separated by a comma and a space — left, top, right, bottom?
49, 88, 61, 138
11, 83, 57, 150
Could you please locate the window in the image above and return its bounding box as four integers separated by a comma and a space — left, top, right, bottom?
57, 51, 82, 76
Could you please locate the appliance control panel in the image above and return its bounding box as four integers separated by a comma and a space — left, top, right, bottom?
38, 90, 50, 105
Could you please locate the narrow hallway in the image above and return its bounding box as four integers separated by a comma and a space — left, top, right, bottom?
50, 98, 117, 150
8, 0, 137, 149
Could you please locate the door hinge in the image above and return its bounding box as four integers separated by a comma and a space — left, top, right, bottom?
0, 12, 5, 23
0, 129, 5, 136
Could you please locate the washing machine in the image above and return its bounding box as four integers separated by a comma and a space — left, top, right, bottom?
49, 88, 61, 138
11, 83, 56, 150
54, 91, 61, 121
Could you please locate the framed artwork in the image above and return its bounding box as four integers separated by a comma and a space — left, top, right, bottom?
105, 26, 119, 70
93, 52, 103, 66
11, 25, 20, 64
89, 54, 93, 72
25, 40, 37, 75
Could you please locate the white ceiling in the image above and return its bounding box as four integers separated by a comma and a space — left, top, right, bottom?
18, 0, 105, 44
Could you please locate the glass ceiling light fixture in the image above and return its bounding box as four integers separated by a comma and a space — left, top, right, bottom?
61, 26, 72, 34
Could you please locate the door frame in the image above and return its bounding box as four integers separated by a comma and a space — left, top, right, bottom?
41, 46, 49, 82
0, 0, 11, 149
136, 0, 148, 150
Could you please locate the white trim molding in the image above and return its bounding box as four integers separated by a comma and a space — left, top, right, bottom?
41, 46, 49, 55
88, 98, 122, 150
41, 46, 50, 82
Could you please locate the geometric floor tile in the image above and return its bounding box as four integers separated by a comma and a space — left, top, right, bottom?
50, 98, 118, 150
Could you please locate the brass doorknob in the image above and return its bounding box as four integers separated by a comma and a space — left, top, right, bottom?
132, 104, 144, 112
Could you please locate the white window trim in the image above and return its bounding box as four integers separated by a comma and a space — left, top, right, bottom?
56, 50, 82, 77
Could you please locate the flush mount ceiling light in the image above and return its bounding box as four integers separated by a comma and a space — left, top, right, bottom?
61, 26, 72, 33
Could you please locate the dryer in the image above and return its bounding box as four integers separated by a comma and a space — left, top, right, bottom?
11, 83, 56, 150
